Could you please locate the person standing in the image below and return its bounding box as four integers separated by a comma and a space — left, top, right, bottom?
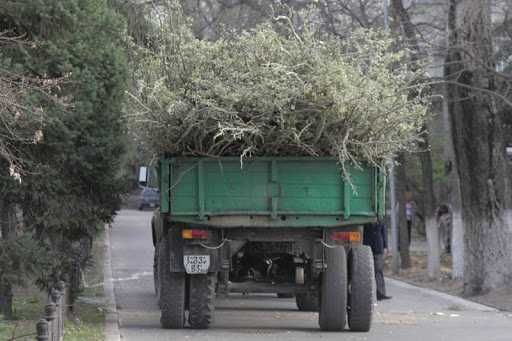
363, 220, 392, 301
436, 204, 452, 254
405, 200, 414, 245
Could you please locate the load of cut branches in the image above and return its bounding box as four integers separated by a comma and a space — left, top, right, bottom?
129, 7, 428, 170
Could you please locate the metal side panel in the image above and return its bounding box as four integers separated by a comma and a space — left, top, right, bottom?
163, 157, 380, 228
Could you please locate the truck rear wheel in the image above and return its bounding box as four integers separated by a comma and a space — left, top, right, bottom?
188, 274, 216, 329
319, 246, 347, 331
158, 236, 186, 329
347, 245, 375, 332
296, 291, 319, 311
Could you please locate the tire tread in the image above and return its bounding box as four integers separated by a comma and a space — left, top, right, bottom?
158, 236, 186, 329
188, 274, 216, 329
319, 246, 347, 331
347, 245, 375, 332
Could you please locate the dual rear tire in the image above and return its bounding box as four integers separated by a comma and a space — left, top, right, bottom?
319, 246, 348, 331
158, 237, 186, 329
318, 245, 374, 332
156, 235, 216, 329
347, 245, 375, 332
188, 274, 216, 329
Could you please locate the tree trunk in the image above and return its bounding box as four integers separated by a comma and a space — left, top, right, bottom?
0, 282, 13, 319
451, 209, 464, 278
418, 129, 440, 279
391, 0, 439, 272
396, 154, 410, 269
0, 197, 14, 319
390, 0, 417, 50
442, 85, 464, 279
446, 0, 512, 294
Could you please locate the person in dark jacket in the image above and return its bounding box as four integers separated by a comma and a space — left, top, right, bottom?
363, 219, 392, 301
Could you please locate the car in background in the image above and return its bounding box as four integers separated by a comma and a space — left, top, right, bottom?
138, 186, 159, 210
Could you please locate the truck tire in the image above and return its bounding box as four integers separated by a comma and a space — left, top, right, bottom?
296, 291, 319, 311
188, 274, 216, 329
347, 245, 375, 332
319, 246, 347, 331
158, 236, 186, 329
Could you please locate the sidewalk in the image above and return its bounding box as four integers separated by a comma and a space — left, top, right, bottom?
385, 237, 512, 312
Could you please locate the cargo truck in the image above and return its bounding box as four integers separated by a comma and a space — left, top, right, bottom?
150, 157, 385, 331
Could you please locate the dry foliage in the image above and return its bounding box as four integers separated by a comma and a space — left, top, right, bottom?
129, 4, 429, 172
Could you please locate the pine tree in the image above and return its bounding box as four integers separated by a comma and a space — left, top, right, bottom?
0, 0, 129, 310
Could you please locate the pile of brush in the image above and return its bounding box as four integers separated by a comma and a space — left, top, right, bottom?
130, 14, 428, 171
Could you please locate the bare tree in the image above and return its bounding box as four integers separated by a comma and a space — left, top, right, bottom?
389, 0, 442, 276
446, 0, 512, 294
441, 88, 464, 279
178, 0, 386, 39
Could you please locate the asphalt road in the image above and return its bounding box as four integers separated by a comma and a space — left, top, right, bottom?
110, 210, 512, 341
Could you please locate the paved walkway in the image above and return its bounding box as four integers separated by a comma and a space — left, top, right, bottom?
109, 210, 512, 341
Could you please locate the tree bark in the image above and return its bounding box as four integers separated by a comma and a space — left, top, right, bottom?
446, 0, 512, 294
0, 282, 13, 319
451, 209, 464, 278
390, 0, 418, 51
0, 197, 14, 319
441, 84, 464, 279
418, 128, 440, 279
396, 154, 411, 269
390, 0, 414, 271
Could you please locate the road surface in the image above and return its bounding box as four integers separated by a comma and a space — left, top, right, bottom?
110, 210, 511, 341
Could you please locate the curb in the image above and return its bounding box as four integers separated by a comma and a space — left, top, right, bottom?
104, 224, 121, 341
386, 277, 499, 312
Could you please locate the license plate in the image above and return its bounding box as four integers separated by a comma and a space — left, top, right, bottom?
183, 255, 210, 274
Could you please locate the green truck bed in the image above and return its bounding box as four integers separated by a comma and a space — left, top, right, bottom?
159, 157, 385, 228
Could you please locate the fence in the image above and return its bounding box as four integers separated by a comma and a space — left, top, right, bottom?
35, 281, 67, 341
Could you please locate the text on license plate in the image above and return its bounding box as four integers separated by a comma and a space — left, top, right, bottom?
183, 255, 210, 274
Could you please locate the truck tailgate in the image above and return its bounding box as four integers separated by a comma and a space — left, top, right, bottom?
159, 157, 384, 227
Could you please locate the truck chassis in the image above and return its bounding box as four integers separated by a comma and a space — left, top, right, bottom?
152, 217, 375, 331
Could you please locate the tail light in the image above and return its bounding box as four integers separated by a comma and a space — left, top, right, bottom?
330, 231, 361, 242
182, 229, 209, 240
